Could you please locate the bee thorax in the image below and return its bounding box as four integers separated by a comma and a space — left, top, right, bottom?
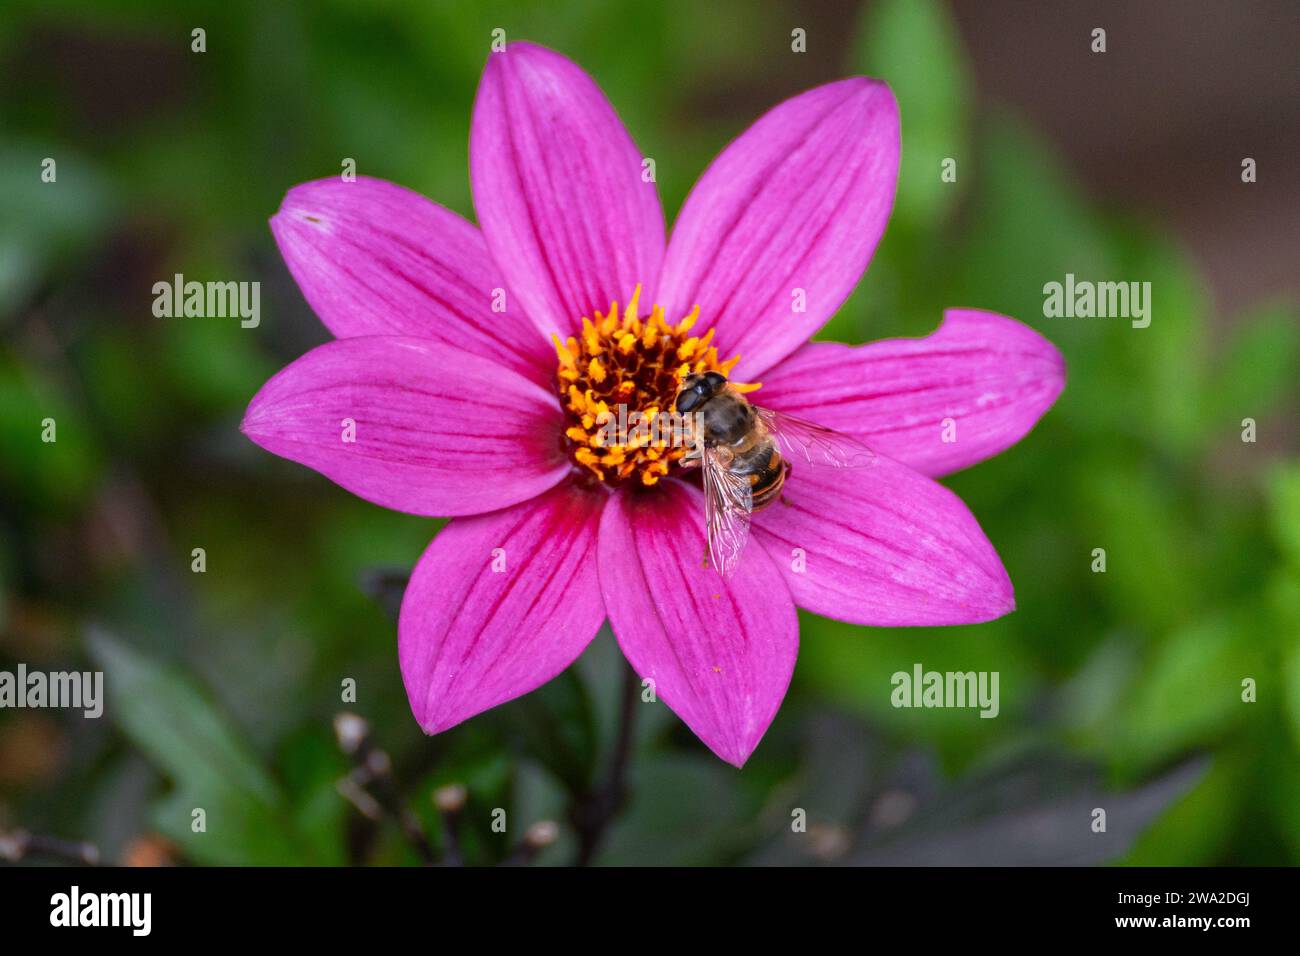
701, 395, 755, 445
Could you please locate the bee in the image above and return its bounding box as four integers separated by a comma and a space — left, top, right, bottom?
673, 370, 876, 577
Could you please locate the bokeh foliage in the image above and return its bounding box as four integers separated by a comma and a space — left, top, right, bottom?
1, 0, 1296, 865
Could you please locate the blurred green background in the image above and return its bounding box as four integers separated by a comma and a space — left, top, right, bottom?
2, 0, 1298, 866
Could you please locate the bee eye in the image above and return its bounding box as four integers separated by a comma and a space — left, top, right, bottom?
702, 371, 727, 391
675, 389, 704, 413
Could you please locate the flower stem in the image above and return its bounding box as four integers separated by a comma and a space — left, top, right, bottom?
571, 662, 639, 866
334, 712, 437, 865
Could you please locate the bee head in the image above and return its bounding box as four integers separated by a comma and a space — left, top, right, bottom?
674, 371, 727, 413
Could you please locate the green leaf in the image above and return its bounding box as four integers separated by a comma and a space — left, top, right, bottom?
503, 666, 598, 794
1123, 758, 1238, 865
0, 141, 113, 316
0, 353, 101, 512
1116, 232, 1210, 454
794, 611, 1030, 767
1073, 457, 1198, 632
1206, 303, 1300, 427
854, 0, 969, 231
88, 630, 308, 865
157, 311, 276, 414
1268, 463, 1300, 569
1263, 743, 1300, 859
853, 755, 1205, 866
1115, 613, 1257, 770
945, 113, 1114, 410
1283, 626, 1300, 753
278, 727, 350, 867
598, 754, 752, 865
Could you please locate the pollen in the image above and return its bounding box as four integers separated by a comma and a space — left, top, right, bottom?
554, 285, 742, 486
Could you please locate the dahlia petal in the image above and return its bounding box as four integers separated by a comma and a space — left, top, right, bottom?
241, 337, 569, 517
470, 42, 665, 338
753, 455, 1014, 626
399, 482, 606, 734
657, 77, 900, 378
598, 481, 797, 767
270, 176, 551, 385
759, 310, 1066, 477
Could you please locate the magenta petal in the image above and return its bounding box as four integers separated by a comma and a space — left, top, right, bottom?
598, 481, 797, 767
657, 78, 900, 378
271, 176, 551, 384
760, 309, 1066, 477
753, 456, 1014, 627
470, 42, 665, 337
241, 337, 569, 517
399, 482, 606, 734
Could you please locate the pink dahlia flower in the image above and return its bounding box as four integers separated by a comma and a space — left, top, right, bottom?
243, 42, 1064, 767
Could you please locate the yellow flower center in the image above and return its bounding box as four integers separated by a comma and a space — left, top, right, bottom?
553, 285, 747, 486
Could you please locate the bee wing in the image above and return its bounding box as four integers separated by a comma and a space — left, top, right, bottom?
754, 406, 877, 469
701, 445, 753, 579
